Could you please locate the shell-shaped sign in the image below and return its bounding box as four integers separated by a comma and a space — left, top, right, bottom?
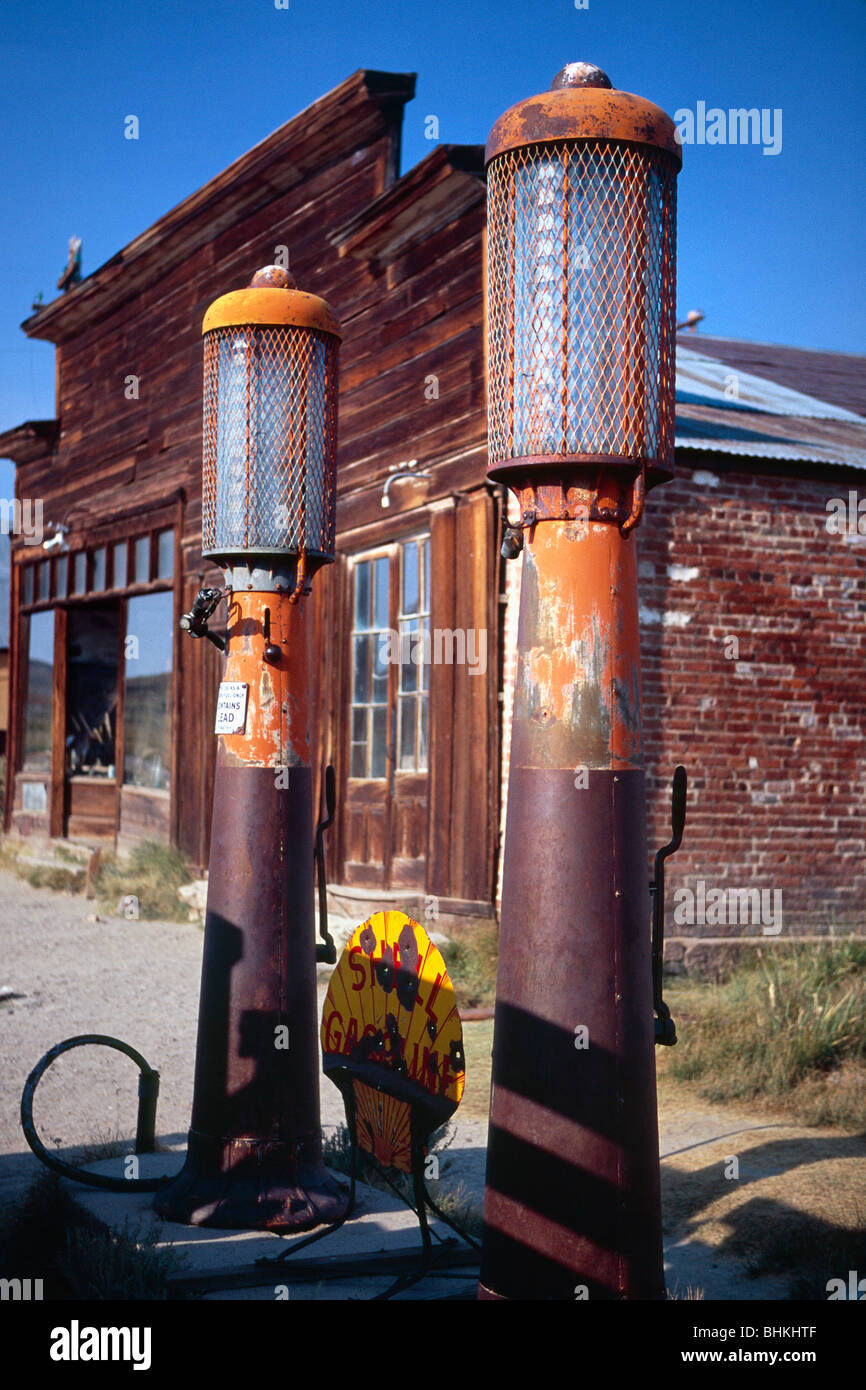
321, 911, 465, 1169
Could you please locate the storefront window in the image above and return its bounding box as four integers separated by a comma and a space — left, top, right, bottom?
92, 547, 107, 592
22, 610, 54, 773
112, 541, 127, 589
134, 536, 150, 584
156, 529, 174, 580
66, 605, 119, 777
123, 591, 173, 791
350, 554, 390, 779
72, 552, 86, 594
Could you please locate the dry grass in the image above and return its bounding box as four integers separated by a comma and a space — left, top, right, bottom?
440, 918, 499, 1010
0, 835, 196, 921
665, 942, 866, 1128
0, 1172, 186, 1300
460, 1018, 494, 1122
92, 840, 195, 921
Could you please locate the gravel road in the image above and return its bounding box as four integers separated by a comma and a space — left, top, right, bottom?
3, 867, 824, 1299
0, 868, 488, 1218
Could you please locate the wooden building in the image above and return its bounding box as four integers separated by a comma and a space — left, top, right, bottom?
0, 70, 499, 916
2, 68, 864, 931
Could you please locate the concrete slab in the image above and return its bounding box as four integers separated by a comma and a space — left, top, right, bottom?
61, 1151, 480, 1301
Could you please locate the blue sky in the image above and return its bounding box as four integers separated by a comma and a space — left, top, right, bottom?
0, 0, 863, 499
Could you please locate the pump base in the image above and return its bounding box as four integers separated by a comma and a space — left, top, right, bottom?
153, 1128, 349, 1232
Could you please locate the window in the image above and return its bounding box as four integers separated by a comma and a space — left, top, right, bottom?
92, 547, 107, 592
72, 552, 86, 595
38, 561, 50, 602
112, 541, 127, 590
23, 566, 34, 606
66, 605, 119, 777
134, 536, 150, 584
54, 554, 68, 600
349, 553, 390, 779
22, 611, 54, 773
397, 537, 430, 772
156, 529, 174, 580
349, 534, 431, 781
123, 591, 173, 791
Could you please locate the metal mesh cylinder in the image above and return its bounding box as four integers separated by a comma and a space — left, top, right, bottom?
487, 139, 677, 477
202, 324, 339, 562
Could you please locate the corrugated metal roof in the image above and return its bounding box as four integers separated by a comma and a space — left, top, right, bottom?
676, 334, 866, 416
675, 344, 866, 468
676, 346, 865, 423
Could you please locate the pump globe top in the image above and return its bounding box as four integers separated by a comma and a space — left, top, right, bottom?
202, 266, 342, 340
485, 62, 682, 166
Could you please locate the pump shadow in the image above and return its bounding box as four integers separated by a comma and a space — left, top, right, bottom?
153, 909, 346, 1230
481, 998, 665, 1299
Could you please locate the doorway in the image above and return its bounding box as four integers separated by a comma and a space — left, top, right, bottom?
64, 602, 120, 838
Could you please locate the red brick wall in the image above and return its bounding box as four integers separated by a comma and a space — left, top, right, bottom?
639, 455, 866, 933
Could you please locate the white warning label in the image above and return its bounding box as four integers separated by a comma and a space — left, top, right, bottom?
215, 682, 249, 735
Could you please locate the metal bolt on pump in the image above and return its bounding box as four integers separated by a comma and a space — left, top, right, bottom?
154, 265, 348, 1231
479, 62, 682, 1299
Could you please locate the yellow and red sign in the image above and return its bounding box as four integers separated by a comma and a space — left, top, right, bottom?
321, 911, 465, 1169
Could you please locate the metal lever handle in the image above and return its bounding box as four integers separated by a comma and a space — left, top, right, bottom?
650, 765, 687, 1046
179, 587, 225, 651
670, 763, 687, 847
314, 764, 337, 964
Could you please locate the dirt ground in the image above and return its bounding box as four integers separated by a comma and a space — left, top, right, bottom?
1, 867, 863, 1300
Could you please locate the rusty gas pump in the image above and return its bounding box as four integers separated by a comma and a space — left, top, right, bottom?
479, 63, 682, 1299
154, 265, 348, 1231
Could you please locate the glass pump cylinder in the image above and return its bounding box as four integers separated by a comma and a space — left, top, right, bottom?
201, 267, 340, 566
485, 62, 680, 487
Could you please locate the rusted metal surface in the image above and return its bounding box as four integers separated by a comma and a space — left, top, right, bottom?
202, 285, 342, 337
154, 763, 348, 1231
217, 590, 310, 770
502, 472, 650, 532
250, 264, 296, 290
480, 62, 680, 1299
550, 62, 612, 92
481, 766, 664, 1299
509, 517, 643, 773
156, 267, 347, 1233
157, 577, 347, 1230
485, 73, 682, 164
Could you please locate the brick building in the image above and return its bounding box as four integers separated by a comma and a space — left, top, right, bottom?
1, 69, 863, 932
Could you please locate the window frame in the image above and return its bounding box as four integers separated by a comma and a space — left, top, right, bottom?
17, 524, 176, 616
396, 533, 431, 775
346, 531, 431, 785
347, 543, 396, 783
